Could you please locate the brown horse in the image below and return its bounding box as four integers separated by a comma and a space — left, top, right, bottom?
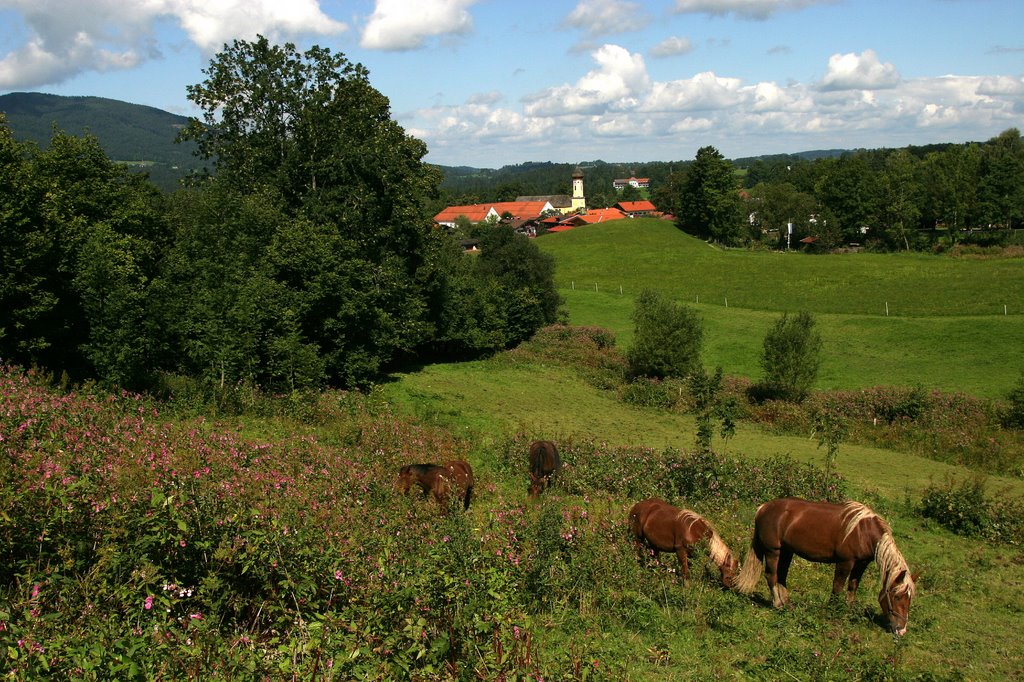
527, 440, 561, 498
396, 460, 474, 511
628, 498, 740, 588
735, 497, 919, 636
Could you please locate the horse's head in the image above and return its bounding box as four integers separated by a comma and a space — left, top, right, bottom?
395, 465, 413, 494
527, 471, 544, 498
719, 554, 741, 589
878, 570, 918, 637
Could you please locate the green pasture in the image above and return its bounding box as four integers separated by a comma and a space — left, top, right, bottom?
539, 218, 1024, 317
382, 357, 1024, 501
537, 219, 1024, 398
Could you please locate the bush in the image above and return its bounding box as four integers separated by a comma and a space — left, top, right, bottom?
620, 377, 677, 410
1000, 372, 1024, 429
751, 311, 822, 403
627, 289, 703, 380
918, 477, 1024, 545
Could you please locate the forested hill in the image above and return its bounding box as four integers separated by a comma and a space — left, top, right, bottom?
0, 92, 202, 192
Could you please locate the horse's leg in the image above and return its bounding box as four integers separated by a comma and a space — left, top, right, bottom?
831, 561, 853, 602
846, 559, 871, 603
774, 549, 793, 606
676, 546, 691, 584
763, 547, 784, 607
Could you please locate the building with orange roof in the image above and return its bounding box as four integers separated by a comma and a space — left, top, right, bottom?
433, 200, 553, 228
614, 200, 657, 217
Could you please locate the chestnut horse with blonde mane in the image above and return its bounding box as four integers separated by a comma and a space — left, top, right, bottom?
735, 497, 918, 636
396, 460, 474, 511
628, 498, 740, 588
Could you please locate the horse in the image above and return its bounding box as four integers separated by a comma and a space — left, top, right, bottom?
396, 460, 475, 511
628, 498, 740, 588
734, 497, 919, 636
527, 440, 561, 498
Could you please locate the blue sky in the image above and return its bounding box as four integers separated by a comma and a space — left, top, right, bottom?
1, 0, 1022, 168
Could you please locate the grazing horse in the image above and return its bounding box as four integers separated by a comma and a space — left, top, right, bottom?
396, 460, 475, 511
527, 440, 561, 498
628, 498, 740, 588
734, 497, 919, 636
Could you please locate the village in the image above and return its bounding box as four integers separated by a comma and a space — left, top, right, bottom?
433, 167, 668, 245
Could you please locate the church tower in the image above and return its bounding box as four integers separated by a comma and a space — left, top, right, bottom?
571, 166, 586, 212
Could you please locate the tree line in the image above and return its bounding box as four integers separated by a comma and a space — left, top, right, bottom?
438, 131, 1024, 253
654, 131, 1024, 250
0, 37, 560, 393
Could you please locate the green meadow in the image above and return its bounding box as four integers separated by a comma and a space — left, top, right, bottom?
535, 218, 1024, 398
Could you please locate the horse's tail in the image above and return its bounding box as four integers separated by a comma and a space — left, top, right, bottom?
463, 483, 473, 510
734, 541, 763, 594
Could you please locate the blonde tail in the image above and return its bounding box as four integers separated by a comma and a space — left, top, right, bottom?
734, 544, 763, 594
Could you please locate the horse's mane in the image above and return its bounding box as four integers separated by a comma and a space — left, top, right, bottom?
875, 532, 916, 598
675, 509, 732, 568
839, 501, 891, 545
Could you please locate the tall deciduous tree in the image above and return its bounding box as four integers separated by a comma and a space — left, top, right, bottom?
676, 146, 745, 245
879, 150, 922, 251
0, 120, 164, 386
978, 128, 1024, 230
170, 37, 445, 388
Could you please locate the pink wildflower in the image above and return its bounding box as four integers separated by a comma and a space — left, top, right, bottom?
144, 596, 154, 610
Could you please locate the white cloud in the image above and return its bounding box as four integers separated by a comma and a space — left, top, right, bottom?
640, 71, 743, 112
523, 44, 651, 116
0, 0, 346, 88
412, 47, 1024, 166
672, 0, 837, 20
563, 0, 649, 37
820, 49, 901, 91
360, 0, 476, 51
650, 36, 693, 58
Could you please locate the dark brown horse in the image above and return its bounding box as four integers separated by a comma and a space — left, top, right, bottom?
628, 498, 740, 588
527, 440, 561, 498
396, 460, 474, 511
735, 497, 919, 636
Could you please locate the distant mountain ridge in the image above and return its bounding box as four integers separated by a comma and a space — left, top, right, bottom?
0, 92, 202, 191
0, 92, 859, 195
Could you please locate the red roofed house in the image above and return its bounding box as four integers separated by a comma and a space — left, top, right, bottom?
433, 200, 553, 229
556, 207, 626, 228
614, 200, 657, 217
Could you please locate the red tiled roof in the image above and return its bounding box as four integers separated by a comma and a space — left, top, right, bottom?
616, 201, 657, 212
434, 204, 494, 224
577, 207, 626, 224
488, 201, 552, 218
434, 200, 552, 225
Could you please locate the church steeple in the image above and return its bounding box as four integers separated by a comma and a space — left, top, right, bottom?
571, 166, 586, 212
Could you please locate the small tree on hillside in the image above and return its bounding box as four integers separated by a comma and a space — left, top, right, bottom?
753, 311, 822, 402
627, 289, 703, 379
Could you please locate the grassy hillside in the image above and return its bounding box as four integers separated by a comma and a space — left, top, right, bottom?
0, 92, 201, 191
536, 219, 1024, 398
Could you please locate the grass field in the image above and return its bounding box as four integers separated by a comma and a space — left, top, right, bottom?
536, 219, 1024, 398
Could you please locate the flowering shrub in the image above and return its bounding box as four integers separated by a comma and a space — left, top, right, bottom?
494, 433, 845, 504
0, 365, 542, 678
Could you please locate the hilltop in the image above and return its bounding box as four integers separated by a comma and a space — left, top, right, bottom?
0, 92, 202, 192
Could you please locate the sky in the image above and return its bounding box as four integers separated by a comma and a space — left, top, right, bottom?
1, 0, 1022, 168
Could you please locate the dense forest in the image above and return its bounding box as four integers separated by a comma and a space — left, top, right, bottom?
0, 38, 560, 393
